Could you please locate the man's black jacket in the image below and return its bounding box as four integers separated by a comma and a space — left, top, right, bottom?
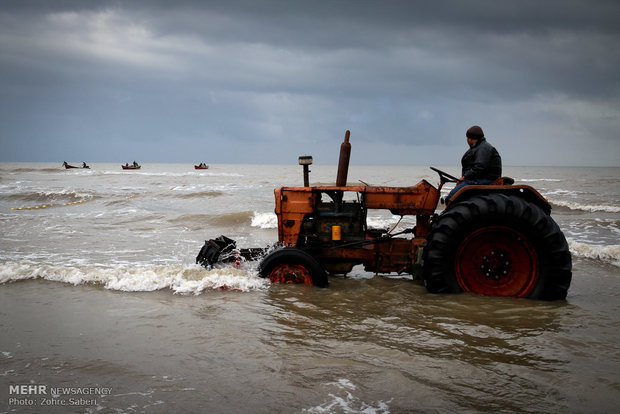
461, 138, 502, 181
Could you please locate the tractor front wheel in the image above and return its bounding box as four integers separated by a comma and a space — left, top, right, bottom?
258, 248, 328, 287
422, 194, 571, 300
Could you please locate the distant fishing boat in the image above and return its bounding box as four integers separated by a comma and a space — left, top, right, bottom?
194, 163, 209, 170
63, 161, 90, 169
122, 162, 141, 170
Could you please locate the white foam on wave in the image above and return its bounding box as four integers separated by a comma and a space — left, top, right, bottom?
40, 188, 94, 198
367, 216, 394, 229
0, 261, 269, 293
251, 212, 278, 229
551, 199, 620, 213
250, 212, 414, 231
543, 189, 578, 197
568, 239, 620, 267
367, 215, 415, 230
302, 378, 392, 414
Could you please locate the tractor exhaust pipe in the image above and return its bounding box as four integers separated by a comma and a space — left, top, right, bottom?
336, 130, 351, 187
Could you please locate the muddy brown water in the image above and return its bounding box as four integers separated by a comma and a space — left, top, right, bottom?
1, 256, 619, 413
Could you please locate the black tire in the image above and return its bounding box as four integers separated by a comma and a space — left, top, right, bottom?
258, 248, 328, 287
422, 194, 572, 300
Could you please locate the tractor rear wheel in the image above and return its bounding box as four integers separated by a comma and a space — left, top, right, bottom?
422, 194, 571, 300
258, 248, 328, 287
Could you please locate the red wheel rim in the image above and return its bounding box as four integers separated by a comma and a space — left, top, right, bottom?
269, 264, 313, 285
455, 226, 539, 297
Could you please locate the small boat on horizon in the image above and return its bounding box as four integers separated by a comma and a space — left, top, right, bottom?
63, 161, 90, 169
194, 163, 209, 170
122, 162, 141, 170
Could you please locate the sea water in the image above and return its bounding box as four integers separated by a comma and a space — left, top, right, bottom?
1, 162, 619, 413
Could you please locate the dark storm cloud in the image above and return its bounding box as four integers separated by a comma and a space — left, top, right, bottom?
0, 0, 618, 165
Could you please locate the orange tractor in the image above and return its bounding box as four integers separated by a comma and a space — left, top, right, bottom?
197, 131, 572, 300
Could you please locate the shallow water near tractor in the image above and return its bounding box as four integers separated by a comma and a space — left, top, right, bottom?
1, 163, 619, 413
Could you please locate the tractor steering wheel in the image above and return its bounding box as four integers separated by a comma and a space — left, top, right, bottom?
430, 167, 459, 183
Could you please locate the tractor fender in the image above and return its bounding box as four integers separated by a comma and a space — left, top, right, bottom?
447, 185, 551, 215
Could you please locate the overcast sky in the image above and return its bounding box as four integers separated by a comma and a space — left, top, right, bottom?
1, 0, 618, 166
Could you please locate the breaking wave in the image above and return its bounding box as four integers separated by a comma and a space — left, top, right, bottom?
6, 189, 97, 204
251, 212, 277, 229
248, 212, 416, 231
0, 261, 268, 293
518, 178, 562, 182
568, 240, 620, 267
211, 211, 255, 226
550, 199, 620, 213
169, 211, 274, 229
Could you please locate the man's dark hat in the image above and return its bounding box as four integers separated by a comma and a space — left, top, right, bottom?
466, 125, 484, 139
